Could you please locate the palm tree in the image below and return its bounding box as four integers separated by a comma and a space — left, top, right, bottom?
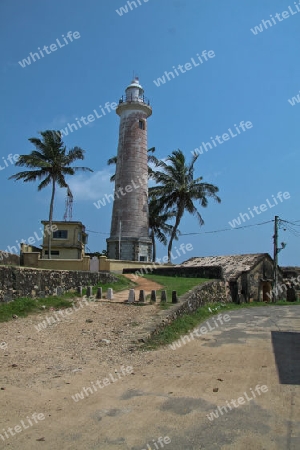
148, 194, 178, 261
149, 149, 221, 262
9, 130, 93, 258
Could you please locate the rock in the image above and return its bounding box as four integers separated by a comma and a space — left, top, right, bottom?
86, 319, 93, 323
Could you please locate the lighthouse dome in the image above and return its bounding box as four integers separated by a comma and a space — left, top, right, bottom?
126, 77, 143, 91
125, 77, 144, 102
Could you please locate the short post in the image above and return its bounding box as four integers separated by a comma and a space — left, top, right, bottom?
139, 290, 146, 303
96, 287, 102, 299
128, 289, 135, 303
172, 290, 178, 304
107, 288, 113, 300
77, 286, 83, 297
86, 286, 93, 297
57, 286, 64, 296
150, 290, 156, 302
161, 290, 167, 303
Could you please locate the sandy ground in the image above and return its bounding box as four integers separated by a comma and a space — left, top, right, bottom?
0, 294, 300, 449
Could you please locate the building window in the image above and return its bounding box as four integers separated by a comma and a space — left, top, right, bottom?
139, 255, 147, 262
45, 250, 60, 255
139, 120, 145, 130
53, 230, 68, 239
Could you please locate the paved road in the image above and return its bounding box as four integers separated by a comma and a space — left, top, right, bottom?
94, 306, 300, 450
2, 305, 300, 450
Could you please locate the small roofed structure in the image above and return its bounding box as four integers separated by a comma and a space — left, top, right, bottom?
181, 253, 282, 303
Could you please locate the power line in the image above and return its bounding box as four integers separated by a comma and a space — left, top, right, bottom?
86, 218, 300, 238
180, 220, 273, 236
280, 219, 300, 227
278, 218, 300, 237
86, 229, 110, 235
86, 219, 274, 237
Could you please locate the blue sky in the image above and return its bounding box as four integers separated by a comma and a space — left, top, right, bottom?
0, 0, 299, 265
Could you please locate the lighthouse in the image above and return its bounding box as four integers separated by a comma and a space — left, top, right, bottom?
107, 77, 152, 261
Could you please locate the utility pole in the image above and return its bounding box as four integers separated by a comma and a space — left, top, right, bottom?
273, 215, 279, 302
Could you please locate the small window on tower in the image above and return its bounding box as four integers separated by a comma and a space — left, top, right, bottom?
139, 120, 145, 130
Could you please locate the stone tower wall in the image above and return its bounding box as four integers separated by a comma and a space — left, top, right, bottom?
110, 109, 149, 239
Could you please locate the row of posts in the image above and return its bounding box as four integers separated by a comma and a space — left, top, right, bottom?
77, 285, 102, 298
77, 286, 178, 304
127, 289, 178, 304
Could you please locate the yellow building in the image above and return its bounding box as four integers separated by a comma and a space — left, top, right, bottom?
21, 221, 90, 271
41, 221, 88, 259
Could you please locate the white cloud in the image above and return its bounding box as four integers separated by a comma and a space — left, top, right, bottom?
47, 115, 75, 129
203, 167, 227, 181
67, 169, 114, 201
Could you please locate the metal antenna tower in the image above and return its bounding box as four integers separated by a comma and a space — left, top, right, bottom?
63, 186, 73, 221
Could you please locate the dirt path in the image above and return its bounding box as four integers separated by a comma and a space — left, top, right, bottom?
1, 305, 300, 449
106, 274, 164, 303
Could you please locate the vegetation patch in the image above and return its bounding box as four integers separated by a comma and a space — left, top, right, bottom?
0, 275, 133, 322
0, 295, 74, 323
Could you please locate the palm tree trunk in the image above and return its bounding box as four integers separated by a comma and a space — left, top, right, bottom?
48, 178, 56, 259
151, 230, 156, 261
167, 212, 182, 263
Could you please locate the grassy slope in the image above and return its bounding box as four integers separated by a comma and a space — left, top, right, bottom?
142, 274, 209, 300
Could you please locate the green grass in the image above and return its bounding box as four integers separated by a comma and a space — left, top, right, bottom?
0, 274, 134, 322
143, 300, 300, 349
142, 274, 209, 305
0, 296, 74, 323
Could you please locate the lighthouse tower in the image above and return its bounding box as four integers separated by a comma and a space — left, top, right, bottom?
107, 77, 152, 261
